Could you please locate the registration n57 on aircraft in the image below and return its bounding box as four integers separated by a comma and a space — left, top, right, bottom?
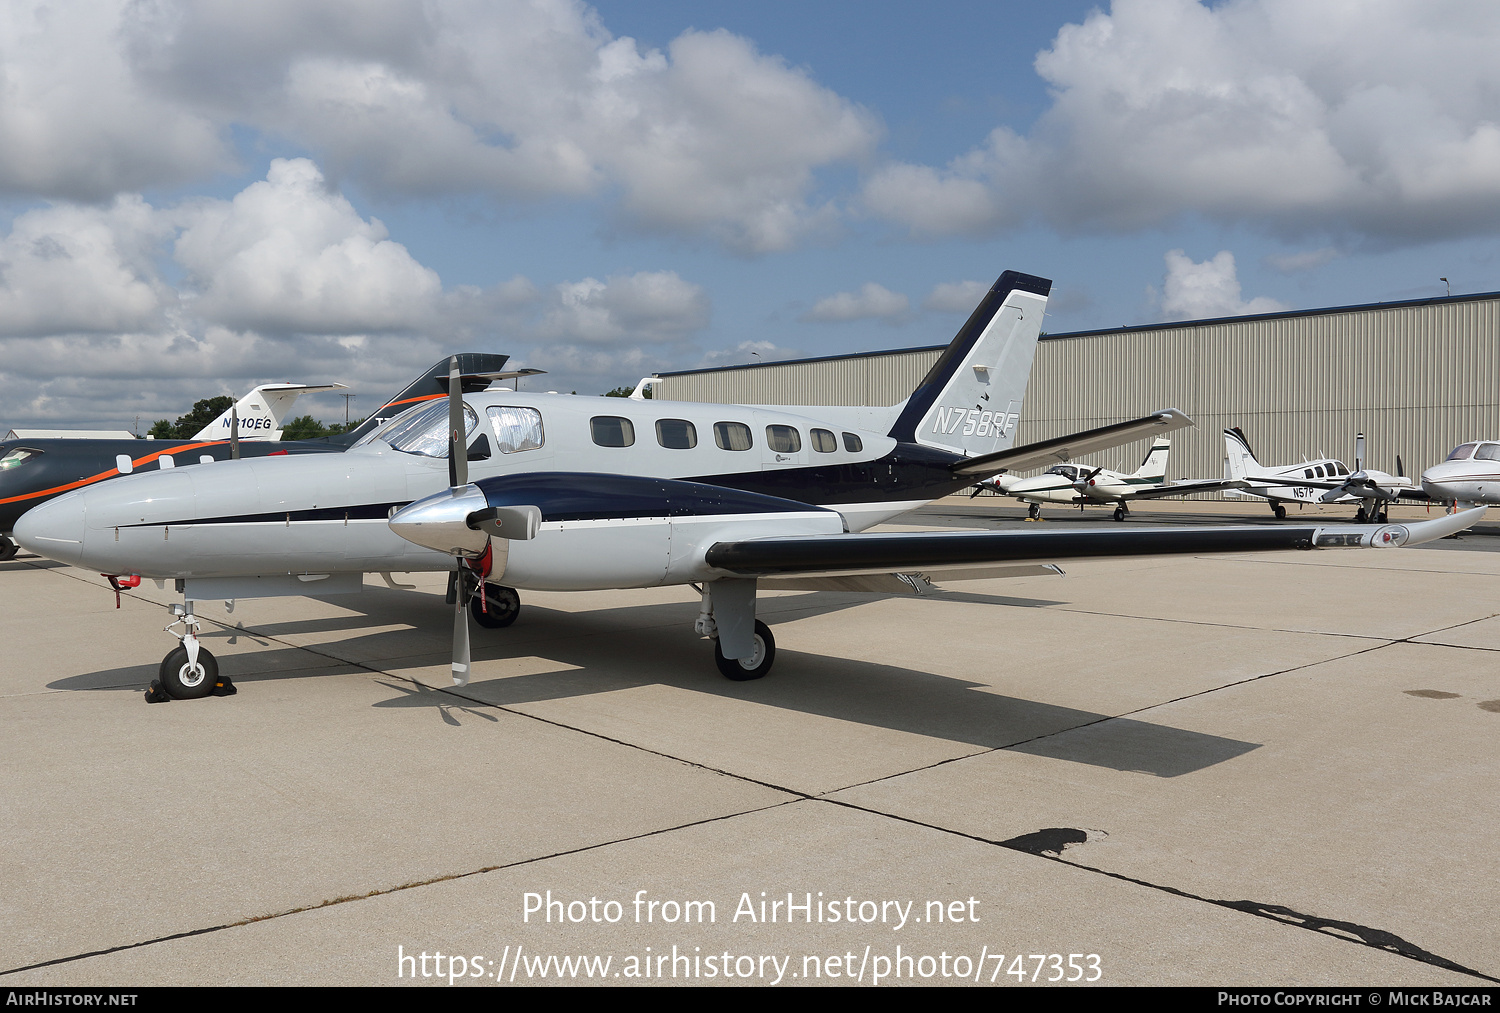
14, 271, 1482, 699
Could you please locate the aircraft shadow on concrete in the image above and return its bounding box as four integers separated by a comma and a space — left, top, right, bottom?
53, 582, 1256, 778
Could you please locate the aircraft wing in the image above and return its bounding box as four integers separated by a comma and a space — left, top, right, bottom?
1240, 475, 1432, 503
705, 508, 1481, 579
1124, 478, 1251, 500
952, 409, 1194, 477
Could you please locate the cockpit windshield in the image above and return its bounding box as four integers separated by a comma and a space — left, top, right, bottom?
354, 400, 477, 458
1476, 443, 1500, 462
1046, 465, 1079, 480
1446, 443, 1478, 461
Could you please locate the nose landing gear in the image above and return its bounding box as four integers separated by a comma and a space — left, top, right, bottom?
147, 600, 234, 702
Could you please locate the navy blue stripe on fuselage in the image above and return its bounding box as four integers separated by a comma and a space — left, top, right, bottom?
474, 472, 834, 522
687, 443, 972, 505
120, 502, 407, 527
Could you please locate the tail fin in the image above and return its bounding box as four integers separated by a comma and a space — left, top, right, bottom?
889, 270, 1050, 457
192, 383, 347, 441
1223, 426, 1263, 481
334, 353, 512, 445
1130, 437, 1171, 480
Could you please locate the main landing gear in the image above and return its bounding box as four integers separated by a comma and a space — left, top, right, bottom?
1113, 502, 1130, 522
1353, 505, 1389, 524
1026, 503, 1042, 521
1270, 502, 1287, 520
0, 534, 17, 561
147, 600, 233, 702
696, 579, 776, 680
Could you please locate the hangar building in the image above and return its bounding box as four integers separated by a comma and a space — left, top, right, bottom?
652, 290, 1500, 490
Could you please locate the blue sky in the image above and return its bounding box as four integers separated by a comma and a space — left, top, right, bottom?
1, 0, 1497, 428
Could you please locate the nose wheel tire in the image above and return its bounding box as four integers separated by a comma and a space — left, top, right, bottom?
715, 620, 776, 681
1027, 503, 1041, 520
0, 535, 17, 561
159, 645, 219, 700
1113, 505, 1127, 521
471, 583, 520, 628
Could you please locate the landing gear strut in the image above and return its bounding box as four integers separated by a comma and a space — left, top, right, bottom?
697, 579, 775, 680
151, 601, 228, 701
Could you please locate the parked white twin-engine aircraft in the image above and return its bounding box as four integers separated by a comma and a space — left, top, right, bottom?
1421, 441, 1500, 506
975, 438, 1245, 520
15, 272, 1482, 700
1222, 427, 1423, 522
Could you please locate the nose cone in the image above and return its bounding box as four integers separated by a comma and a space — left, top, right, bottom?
13, 489, 88, 565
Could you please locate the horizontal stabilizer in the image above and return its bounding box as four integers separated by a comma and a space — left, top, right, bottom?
953, 409, 1194, 477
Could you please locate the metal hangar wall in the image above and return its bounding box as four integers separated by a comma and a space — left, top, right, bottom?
653, 291, 1500, 484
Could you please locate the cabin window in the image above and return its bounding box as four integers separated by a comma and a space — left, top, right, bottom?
811, 428, 837, 453
766, 425, 801, 454
656, 419, 697, 450
159, 455, 175, 469
361, 399, 477, 458
842, 432, 863, 453
1447, 443, 1477, 461
1334, 463, 1349, 476
487, 406, 544, 454
591, 416, 635, 448
1314, 465, 1326, 478
1477, 443, 1500, 462
1304, 469, 1314, 479
714, 422, 752, 451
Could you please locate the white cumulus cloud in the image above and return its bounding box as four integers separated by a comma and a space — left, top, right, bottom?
802, 282, 910, 323
1158, 249, 1287, 320
863, 0, 1500, 243
922, 280, 991, 313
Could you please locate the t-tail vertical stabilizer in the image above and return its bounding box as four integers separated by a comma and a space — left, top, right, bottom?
1224, 427, 1266, 482
192, 383, 348, 442
889, 271, 1050, 458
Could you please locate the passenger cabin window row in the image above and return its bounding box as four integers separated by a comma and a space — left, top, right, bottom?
591, 416, 863, 454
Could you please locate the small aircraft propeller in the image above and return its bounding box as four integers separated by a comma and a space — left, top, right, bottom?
1072, 466, 1104, 491
385, 356, 542, 687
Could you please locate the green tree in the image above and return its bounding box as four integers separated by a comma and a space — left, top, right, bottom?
279, 415, 330, 440
148, 419, 173, 440
325, 418, 366, 436
603, 385, 650, 398
171, 396, 235, 439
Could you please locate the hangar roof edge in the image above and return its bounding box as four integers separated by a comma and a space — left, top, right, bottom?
655, 288, 1500, 378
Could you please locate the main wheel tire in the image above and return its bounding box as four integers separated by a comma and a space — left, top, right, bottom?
1355, 506, 1368, 523
0, 535, 17, 561
1376, 510, 1389, 524
471, 583, 520, 628
1113, 505, 1126, 521
715, 620, 775, 681
1273, 504, 1287, 520
159, 645, 218, 700
1027, 503, 1041, 520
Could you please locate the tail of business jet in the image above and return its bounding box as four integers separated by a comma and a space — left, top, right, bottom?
1223, 427, 1270, 481
1130, 437, 1171, 481
888, 270, 1050, 458
192, 383, 347, 441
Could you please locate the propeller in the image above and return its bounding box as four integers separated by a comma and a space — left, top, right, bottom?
385, 356, 542, 687
1071, 466, 1104, 492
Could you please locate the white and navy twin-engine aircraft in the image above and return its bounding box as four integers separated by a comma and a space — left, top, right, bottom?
14, 272, 1483, 699
1223, 427, 1423, 521
977, 438, 1246, 521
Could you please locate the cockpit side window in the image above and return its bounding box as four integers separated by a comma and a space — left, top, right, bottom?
487, 406, 544, 454
1476, 443, 1500, 462
0, 447, 41, 471
357, 400, 476, 458
1447, 443, 1478, 461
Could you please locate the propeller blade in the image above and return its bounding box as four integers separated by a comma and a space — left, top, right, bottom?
452, 571, 471, 686
448, 356, 467, 490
